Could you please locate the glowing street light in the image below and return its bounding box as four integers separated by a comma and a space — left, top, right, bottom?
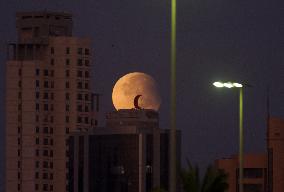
213, 81, 244, 192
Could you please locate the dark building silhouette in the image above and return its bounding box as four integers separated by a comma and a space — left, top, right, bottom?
68, 109, 181, 192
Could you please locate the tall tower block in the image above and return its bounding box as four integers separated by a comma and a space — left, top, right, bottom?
6, 12, 95, 192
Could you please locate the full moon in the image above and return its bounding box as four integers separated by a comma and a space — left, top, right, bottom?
112, 72, 161, 111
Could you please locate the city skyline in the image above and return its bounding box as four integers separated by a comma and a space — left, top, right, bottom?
1, 0, 284, 191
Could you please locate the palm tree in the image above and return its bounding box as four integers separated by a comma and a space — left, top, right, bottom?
180, 160, 228, 192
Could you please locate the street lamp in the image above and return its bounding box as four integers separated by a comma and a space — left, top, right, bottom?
213, 81, 244, 192
170, 0, 177, 192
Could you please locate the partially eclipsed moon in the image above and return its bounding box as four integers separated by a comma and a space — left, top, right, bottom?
112, 72, 161, 111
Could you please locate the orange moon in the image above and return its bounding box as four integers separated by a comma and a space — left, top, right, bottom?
112, 72, 161, 111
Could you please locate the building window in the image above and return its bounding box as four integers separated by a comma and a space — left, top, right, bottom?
77, 93, 82, 100
36, 126, 39, 133
50, 116, 54, 123
44, 138, 49, 145
77, 116, 82, 123
77, 48, 83, 54
36, 69, 40, 76
36, 149, 39, 156
77, 59, 82, 66
18, 138, 20, 145
36, 103, 40, 111
50, 150, 53, 157
66, 116, 69, 123
44, 69, 48, 76
43, 127, 48, 134
18, 161, 21, 168
18, 149, 20, 157
66, 47, 70, 54
85, 71, 89, 78
51, 93, 54, 100
85, 94, 89, 100
243, 168, 263, 178
18, 92, 22, 99
77, 105, 82, 112
66, 82, 69, 89
66, 127, 69, 134
50, 47, 54, 54
85, 48, 90, 55
85, 82, 89, 89
85, 117, 89, 124
77, 70, 82, 77
35, 184, 39, 190
85, 106, 89, 112
44, 81, 48, 88
66, 59, 70, 65
36, 161, 39, 168
66, 93, 70, 100
36, 115, 39, 122
66, 105, 70, 112
66, 70, 70, 77
44, 104, 48, 111
43, 150, 48, 156
36, 80, 39, 88
18, 127, 21, 133
44, 92, 48, 99
50, 81, 54, 88
43, 184, 48, 191
50, 127, 53, 134
77, 82, 82, 89
50, 58, 54, 65
85, 59, 89, 66
36, 92, 40, 99
50, 139, 53, 145
50, 162, 53, 169
36, 137, 39, 145
18, 81, 22, 88
18, 69, 22, 76
50, 70, 54, 77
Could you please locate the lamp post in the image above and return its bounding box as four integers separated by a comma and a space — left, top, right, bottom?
213, 81, 244, 192
170, 0, 177, 191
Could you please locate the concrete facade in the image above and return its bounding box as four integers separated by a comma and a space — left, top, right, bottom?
216, 117, 284, 192
5, 12, 96, 192
215, 154, 267, 192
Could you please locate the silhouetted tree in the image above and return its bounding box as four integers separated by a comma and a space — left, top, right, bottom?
181, 160, 228, 192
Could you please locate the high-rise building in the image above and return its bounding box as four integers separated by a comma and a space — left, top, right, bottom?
68, 109, 181, 192
5, 12, 97, 192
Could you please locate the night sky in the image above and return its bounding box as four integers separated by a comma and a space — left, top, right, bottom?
0, 0, 284, 190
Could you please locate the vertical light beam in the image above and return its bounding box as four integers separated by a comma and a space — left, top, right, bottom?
239, 87, 244, 192
170, 0, 177, 191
